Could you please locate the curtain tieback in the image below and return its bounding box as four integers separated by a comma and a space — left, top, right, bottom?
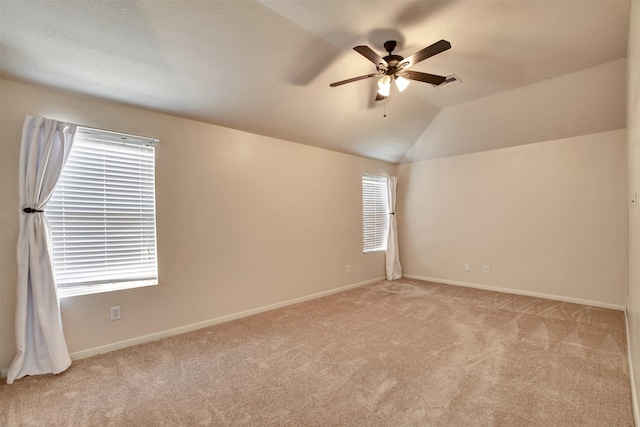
23, 207, 44, 213
388, 212, 395, 215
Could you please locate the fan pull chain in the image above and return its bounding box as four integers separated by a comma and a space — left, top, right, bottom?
383, 103, 387, 118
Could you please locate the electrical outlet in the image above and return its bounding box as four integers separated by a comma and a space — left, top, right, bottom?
464, 263, 470, 271
346, 265, 351, 273
110, 306, 121, 321
483, 265, 490, 273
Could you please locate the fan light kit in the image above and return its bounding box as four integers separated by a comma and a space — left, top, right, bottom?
395, 76, 410, 92
377, 75, 392, 96
330, 39, 452, 102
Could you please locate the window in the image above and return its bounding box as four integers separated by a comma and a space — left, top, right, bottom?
362, 174, 389, 253
48, 127, 159, 297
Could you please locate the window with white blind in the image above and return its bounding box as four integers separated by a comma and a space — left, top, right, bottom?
48, 127, 159, 297
362, 174, 389, 253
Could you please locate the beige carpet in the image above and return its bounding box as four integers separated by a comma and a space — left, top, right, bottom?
0, 279, 634, 426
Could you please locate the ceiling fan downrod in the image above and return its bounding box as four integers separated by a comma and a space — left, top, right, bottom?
384, 40, 397, 54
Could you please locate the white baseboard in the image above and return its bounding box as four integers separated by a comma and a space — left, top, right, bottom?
1, 369, 7, 379
403, 275, 625, 311
67, 277, 385, 362
626, 311, 639, 427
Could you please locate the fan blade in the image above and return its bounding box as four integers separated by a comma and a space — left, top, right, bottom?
400, 70, 446, 85
354, 46, 388, 69
329, 73, 379, 87
375, 92, 387, 102
401, 40, 451, 68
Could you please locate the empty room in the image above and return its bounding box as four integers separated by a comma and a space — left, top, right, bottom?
1, 0, 639, 425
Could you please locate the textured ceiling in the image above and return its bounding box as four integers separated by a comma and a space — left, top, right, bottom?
0, 0, 631, 163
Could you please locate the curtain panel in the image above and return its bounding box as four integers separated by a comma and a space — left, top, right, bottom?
7, 116, 76, 384
385, 176, 402, 280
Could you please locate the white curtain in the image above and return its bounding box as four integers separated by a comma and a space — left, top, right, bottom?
385, 176, 402, 280
7, 116, 76, 384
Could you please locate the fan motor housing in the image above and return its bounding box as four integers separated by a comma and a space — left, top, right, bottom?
382, 55, 406, 76
383, 54, 404, 66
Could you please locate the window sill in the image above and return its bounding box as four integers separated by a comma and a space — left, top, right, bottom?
57, 279, 158, 298
363, 249, 387, 254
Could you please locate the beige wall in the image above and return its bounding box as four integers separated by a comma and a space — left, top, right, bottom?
0, 79, 396, 372
626, 0, 640, 420
397, 130, 627, 307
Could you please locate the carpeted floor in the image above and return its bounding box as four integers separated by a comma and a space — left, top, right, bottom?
0, 279, 634, 426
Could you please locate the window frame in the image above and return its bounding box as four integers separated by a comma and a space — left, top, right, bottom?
362, 174, 389, 253
48, 126, 159, 298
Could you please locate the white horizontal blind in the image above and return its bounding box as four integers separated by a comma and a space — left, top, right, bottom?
48, 127, 158, 290
362, 174, 389, 253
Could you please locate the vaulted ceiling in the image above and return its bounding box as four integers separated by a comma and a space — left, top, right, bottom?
0, 0, 630, 163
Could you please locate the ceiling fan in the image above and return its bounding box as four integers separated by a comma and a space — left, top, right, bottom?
329, 39, 451, 101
